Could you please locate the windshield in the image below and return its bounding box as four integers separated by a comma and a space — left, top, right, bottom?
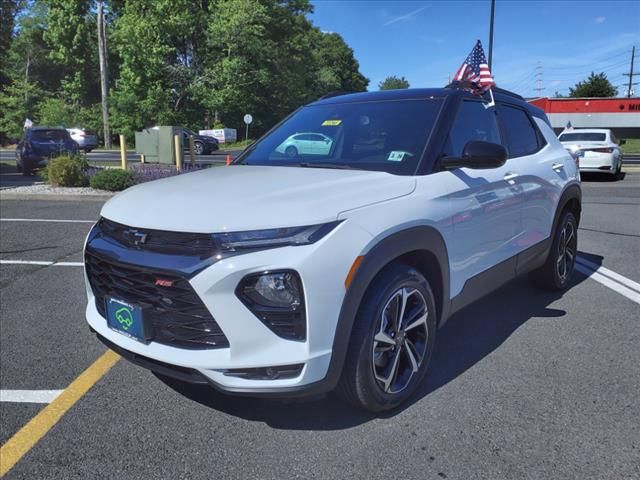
239, 98, 443, 175
559, 132, 606, 142
31, 129, 70, 141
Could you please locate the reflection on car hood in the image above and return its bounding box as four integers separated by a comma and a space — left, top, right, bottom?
101, 165, 416, 232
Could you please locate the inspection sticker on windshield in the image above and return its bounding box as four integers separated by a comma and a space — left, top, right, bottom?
322, 119, 342, 126
387, 151, 406, 162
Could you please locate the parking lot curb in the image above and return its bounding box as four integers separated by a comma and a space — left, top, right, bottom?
0, 192, 114, 202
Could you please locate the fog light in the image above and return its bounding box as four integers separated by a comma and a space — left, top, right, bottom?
250, 272, 301, 308
236, 270, 306, 340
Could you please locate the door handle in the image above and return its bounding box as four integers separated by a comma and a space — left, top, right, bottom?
552, 163, 564, 171
503, 172, 519, 183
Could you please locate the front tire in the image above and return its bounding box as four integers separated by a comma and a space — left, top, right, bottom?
194, 141, 204, 155
530, 211, 578, 290
337, 263, 437, 412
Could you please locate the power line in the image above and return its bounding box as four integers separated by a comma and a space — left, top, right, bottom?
543, 49, 631, 71
545, 60, 629, 79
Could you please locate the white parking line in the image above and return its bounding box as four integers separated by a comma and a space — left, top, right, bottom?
0, 390, 63, 404
0, 218, 94, 223
0, 260, 83, 267
576, 257, 640, 293
576, 259, 640, 305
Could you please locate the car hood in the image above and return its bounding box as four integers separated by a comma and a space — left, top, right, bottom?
101, 166, 416, 232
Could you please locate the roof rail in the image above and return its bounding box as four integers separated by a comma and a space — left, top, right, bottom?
317, 91, 349, 100
445, 83, 524, 101
491, 87, 524, 100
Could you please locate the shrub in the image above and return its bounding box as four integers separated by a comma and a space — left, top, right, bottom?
130, 163, 207, 184
89, 168, 135, 191
44, 155, 89, 187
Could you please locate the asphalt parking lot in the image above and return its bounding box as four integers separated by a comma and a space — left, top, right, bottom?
1, 173, 639, 479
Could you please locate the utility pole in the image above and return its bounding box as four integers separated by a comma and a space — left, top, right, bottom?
534, 62, 545, 96
97, 0, 111, 149
622, 45, 637, 98
488, 0, 495, 70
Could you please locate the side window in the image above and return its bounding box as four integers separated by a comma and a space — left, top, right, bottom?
445, 100, 501, 157
499, 105, 540, 157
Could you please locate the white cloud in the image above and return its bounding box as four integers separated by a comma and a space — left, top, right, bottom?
383, 5, 428, 26
594, 16, 606, 24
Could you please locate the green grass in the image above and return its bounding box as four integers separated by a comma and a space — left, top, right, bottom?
621, 138, 640, 155
222, 139, 254, 150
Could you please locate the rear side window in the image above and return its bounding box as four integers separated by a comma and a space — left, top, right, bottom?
30, 130, 70, 141
444, 100, 501, 157
499, 105, 541, 157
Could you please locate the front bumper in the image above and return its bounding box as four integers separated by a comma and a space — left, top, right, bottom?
84, 220, 372, 395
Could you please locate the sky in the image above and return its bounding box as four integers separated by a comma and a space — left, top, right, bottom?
310, 0, 640, 97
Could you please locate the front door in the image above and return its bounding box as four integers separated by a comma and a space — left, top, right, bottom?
442, 99, 523, 297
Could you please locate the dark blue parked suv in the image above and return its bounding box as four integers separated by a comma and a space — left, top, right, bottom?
16, 127, 79, 176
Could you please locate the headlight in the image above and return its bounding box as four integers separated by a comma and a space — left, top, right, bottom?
214, 221, 340, 252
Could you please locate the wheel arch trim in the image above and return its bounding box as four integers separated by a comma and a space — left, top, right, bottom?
322, 225, 451, 392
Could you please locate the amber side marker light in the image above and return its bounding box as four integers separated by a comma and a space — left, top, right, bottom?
344, 255, 364, 289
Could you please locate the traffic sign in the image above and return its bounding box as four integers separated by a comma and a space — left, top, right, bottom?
243, 114, 253, 125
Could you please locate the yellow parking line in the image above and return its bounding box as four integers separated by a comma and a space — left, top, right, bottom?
0, 350, 120, 476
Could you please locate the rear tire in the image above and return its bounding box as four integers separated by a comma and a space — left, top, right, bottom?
194, 141, 204, 155
285, 146, 298, 158
530, 211, 578, 290
613, 159, 622, 180
337, 263, 437, 412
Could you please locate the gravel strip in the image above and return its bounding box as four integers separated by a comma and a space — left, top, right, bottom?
0, 183, 114, 197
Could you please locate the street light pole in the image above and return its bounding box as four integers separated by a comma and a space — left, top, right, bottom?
488, 0, 495, 70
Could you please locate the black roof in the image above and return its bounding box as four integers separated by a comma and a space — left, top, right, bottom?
311, 86, 542, 117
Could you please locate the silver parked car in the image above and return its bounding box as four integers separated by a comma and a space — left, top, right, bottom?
67, 128, 98, 152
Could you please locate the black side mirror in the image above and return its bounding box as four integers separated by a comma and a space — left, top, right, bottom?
441, 141, 508, 170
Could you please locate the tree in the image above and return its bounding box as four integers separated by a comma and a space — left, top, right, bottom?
378, 76, 410, 90
1, 0, 370, 144
0, 0, 21, 89
569, 72, 617, 98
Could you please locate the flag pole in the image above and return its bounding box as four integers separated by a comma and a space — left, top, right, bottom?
483, 88, 495, 109
488, 0, 495, 70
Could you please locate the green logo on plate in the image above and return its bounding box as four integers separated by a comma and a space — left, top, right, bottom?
115, 307, 133, 331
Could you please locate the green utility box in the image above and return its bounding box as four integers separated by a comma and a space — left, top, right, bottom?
135, 126, 183, 165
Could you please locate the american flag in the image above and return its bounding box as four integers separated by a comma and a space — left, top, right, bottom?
453, 40, 495, 93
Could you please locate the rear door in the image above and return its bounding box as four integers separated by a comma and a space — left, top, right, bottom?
497, 104, 560, 262
442, 99, 523, 295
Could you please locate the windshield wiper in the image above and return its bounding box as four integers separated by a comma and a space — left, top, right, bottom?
298, 162, 355, 170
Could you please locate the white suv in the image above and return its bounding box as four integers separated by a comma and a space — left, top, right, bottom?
84, 87, 581, 411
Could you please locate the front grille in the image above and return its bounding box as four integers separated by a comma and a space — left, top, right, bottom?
99, 217, 218, 257
86, 250, 229, 350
